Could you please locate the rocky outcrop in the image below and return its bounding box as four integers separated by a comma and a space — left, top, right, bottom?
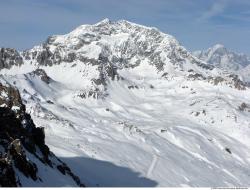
0, 106, 40, 186
0, 82, 24, 115
228, 74, 246, 90
31, 69, 51, 84
207, 74, 247, 90
238, 102, 250, 112
0, 83, 85, 187
0, 48, 23, 69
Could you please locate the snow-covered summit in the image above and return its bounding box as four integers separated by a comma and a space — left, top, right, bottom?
193, 44, 250, 71
0, 19, 246, 98
23, 18, 182, 64
0, 19, 247, 96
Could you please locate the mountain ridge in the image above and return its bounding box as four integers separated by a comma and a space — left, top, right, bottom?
193, 44, 250, 71
0, 19, 247, 93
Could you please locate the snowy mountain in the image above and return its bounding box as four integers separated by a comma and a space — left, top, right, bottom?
193, 44, 250, 83
193, 44, 250, 71
1, 19, 250, 187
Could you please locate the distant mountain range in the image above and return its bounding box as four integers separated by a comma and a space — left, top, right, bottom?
193, 44, 250, 81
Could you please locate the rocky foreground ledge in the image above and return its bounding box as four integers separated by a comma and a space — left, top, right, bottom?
0, 82, 85, 187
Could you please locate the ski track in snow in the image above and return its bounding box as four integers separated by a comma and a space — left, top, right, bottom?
146, 154, 158, 177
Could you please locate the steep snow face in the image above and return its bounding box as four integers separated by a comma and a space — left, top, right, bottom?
0, 19, 250, 187
193, 44, 250, 71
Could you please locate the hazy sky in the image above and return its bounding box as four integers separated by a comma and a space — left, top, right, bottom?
0, 0, 250, 54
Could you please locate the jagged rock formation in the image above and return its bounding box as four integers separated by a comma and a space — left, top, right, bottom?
0, 82, 85, 187
30, 69, 51, 84
0, 48, 23, 69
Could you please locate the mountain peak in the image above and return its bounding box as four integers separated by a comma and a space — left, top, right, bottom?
95, 18, 111, 25
209, 44, 227, 55
212, 44, 225, 50
193, 44, 250, 71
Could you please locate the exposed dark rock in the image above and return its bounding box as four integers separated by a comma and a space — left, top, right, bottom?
89, 54, 122, 98
31, 69, 51, 84
97, 54, 121, 83
239, 102, 248, 111
213, 76, 225, 85
23, 45, 62, 66
57, 163, 85, 187
0, 48, 23, 69
0, 107, 39, 186
228, 74, 246, 90
0, 83, 25, 115
0, 157, 17, 187
194, 112, 200, 116
161, 72, 168, 78
202, 110, 206, 115
36, 47, 54, 66
77, 87, 106, 99
206, 74, 247, 90
188, 73, 206, 80
225, 147, 232, 154
160, 129, 167, 133
191, 58, 214, 70
64, 52, 76, 62
0, 83, 85, 187
149, 84, 154, 89
128, 85, 139, 89
46, 100, 54, 104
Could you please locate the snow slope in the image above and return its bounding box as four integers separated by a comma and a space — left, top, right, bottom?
1, 19, 250, 187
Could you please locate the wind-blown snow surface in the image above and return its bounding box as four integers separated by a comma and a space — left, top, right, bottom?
1, 19, 250, 187
2, 69, 250, 187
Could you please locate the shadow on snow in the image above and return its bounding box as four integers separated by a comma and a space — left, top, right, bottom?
60, 156, 158, 187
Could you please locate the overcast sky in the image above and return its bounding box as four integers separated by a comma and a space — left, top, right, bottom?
0, 0, 250, 54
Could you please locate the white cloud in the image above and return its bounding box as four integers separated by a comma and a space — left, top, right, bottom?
198, 0, 227, 22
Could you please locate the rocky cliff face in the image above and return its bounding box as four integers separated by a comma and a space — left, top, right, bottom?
0, 82, 84, 187
0, 48, 23, 69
